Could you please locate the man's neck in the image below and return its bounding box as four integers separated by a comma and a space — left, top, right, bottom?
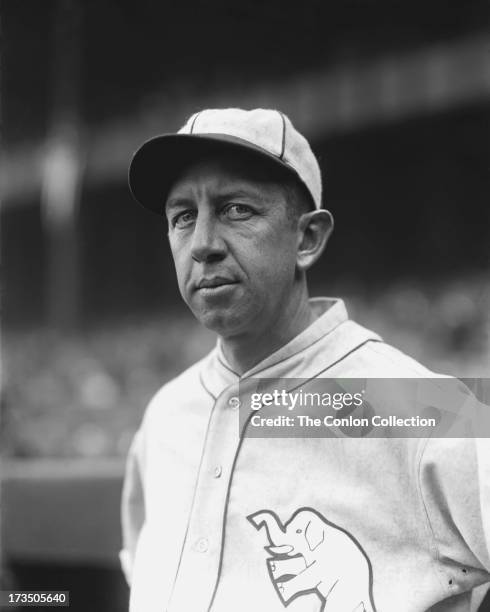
220, 293, 317, 376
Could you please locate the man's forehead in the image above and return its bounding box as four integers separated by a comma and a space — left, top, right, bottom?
167, 153, 283, 199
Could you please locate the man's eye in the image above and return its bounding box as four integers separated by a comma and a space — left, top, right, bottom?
173, 210, 196, 228
223, 204, 254, 220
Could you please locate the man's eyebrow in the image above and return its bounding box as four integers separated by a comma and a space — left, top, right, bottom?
215, 187, 265, 201
165, 197, 194, 212
166, 188, 265, 210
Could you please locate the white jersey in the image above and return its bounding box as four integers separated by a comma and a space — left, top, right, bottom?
121, 298, 490, 611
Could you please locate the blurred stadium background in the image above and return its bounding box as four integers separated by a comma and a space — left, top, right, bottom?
1, 0, 489, 610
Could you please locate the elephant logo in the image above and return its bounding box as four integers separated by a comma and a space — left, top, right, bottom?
247, 507, 376, 612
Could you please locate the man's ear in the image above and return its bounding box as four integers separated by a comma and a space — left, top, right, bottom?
296, 209, 334, 271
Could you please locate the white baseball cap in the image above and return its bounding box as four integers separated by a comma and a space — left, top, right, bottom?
128, 108, 323, 214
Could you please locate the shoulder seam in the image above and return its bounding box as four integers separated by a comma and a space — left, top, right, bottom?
365, 341, 434, 377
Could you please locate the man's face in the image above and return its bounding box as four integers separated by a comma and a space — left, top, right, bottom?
165, 155, 301, 337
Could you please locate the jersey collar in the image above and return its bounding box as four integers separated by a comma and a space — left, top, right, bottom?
201, 297, 349, 398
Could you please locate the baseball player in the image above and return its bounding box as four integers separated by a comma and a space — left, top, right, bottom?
121, 108, 490, 611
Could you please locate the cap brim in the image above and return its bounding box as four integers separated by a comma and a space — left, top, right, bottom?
128, 133, 300, 215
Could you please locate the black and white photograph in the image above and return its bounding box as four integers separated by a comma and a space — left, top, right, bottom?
1, 1, 489, 611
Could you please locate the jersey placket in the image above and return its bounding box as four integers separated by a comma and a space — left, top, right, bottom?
168, 386, 241, 612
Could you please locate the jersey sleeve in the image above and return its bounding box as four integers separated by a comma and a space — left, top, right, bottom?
120, 428, 146, 586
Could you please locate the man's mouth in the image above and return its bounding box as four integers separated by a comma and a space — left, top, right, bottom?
197, 276, 238, 290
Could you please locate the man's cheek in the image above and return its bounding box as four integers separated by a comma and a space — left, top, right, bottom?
245, 247, 294, 280
171, 250, 191, 297
246, 228, 295, 261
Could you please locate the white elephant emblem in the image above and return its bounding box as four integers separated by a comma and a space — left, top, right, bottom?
248, 507, 376, 612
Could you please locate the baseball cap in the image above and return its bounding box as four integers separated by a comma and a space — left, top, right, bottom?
128, 108, 322, 215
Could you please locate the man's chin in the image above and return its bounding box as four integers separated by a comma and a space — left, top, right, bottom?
192, 306, 252, 337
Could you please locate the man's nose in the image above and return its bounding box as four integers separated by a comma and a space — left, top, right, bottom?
190, 213, 226, 263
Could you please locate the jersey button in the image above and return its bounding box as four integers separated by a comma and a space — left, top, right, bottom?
213, 465, 222, 478
228, 396, 240, 410
195, 537, 209, 553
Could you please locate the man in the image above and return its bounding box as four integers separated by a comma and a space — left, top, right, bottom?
122, 108, 489, 611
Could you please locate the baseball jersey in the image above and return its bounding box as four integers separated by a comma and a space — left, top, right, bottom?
120, 297, 490, 612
